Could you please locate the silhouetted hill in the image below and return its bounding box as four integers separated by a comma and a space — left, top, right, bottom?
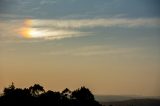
95, 95, 160, 102
95, 95, 142, 102
101, 99, 160, 106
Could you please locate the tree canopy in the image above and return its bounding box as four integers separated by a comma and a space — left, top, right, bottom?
0, 83, 102, 106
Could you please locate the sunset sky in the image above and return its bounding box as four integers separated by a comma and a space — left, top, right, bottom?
0, 0, 160, 96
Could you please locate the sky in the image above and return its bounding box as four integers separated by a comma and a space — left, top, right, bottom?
0, 0, 160, 96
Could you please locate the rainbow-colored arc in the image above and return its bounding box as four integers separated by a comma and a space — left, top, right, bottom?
19, 19, 43, 39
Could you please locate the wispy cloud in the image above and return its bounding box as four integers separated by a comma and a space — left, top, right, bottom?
29, 28, 88, 40
32, 18, 160, 28
0, 13, 32, 19
0, 19, 89, 41
0, 18, 160, 42
44, 45, 141, 56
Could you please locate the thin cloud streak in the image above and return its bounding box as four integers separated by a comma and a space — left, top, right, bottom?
0, 18, 160, 42
43, 45, 141, 56
19, 27, 86, 40
0, 19, 89, 41
32, 18, 160, 28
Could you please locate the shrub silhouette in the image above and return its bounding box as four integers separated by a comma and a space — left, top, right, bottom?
0, 83, 102, 106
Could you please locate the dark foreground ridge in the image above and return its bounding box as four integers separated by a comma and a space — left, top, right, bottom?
0, 83, 102, 106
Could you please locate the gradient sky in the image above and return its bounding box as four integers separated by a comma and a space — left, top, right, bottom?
0, 0, 160, 96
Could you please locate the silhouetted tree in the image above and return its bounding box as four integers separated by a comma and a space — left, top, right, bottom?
62, 88, 71, 98
39, 90, 62, 105
71, 86, 101, 106
3, 82, 15, 95
29, 84, 44, 97
0, 83, 102, 106
71, 86, 94, 101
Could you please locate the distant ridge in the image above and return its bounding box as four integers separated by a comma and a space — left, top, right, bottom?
101, 99, 160, 106
95, 95, 160, 102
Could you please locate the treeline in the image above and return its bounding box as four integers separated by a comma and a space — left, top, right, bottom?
0, 83, 102, 106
